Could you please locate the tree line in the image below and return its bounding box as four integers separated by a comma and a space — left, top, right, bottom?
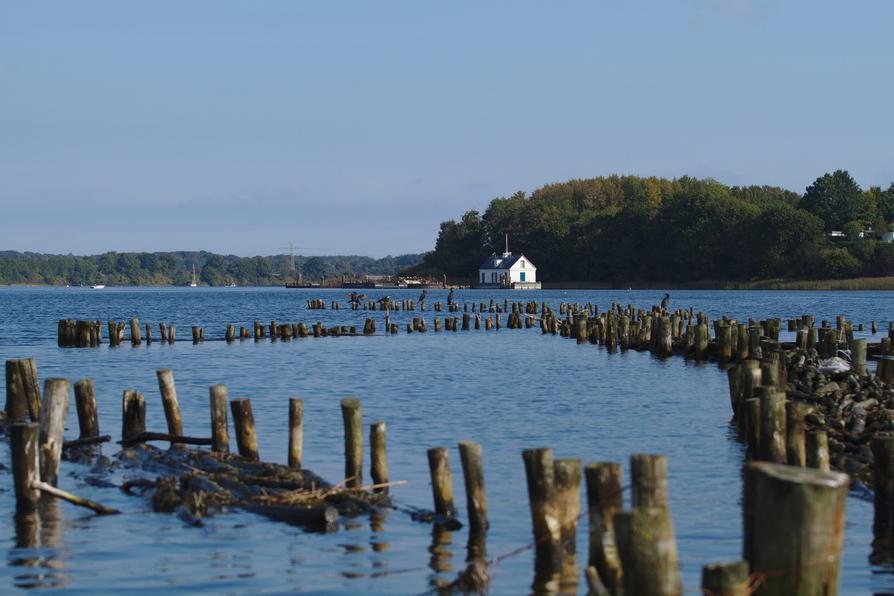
418, 171, 894, 283
0, 251, 422, 286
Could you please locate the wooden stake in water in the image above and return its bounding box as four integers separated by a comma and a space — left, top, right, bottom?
341, 398, 363, 488
522, 448, 562, 574
370, 422, 388, 491
11, 422, 40, 515
156, 369, 184, 446
458, 440, 488, 532
122, 390, 146, 440
74, 378, 100, 439
289, 398, 303, 469
209, 384, 230, 453
806, 430, 830, 471
743, 462, 848, 596
613, 507, 682, 596
701, 561, 750, 596
585, 462, 623, 594
631, 454, 667, 508
427, 447, 456, 518
39, 378, 70, 487
230, 398, 260, 461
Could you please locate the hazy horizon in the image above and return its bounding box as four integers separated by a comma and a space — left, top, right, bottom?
2, 1, 893, 258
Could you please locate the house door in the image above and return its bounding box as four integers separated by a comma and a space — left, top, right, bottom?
520, 272, 526, 282
481, 272, 485, 284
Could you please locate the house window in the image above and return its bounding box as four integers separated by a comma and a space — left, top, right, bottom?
521, 260, 525, 268
492, 272, 497, 283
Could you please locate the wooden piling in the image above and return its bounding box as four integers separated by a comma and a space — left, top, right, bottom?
759, 387, 787, 464
5, 358, 41, 422
613, 507, 683, 596
370, 421, 388, 491
554, 459, 582, 560
74, 379, 100, 439
871, 436, 894, 543
156, 369, 184, 446
743, 462, 848, 596
631, 454, 667, 508
289, 398, 303, 469
230, 398, 260, 461
458, 440, 488, 532
341, 397, 363, 488
130, 318, 142, 345
522, 448, 562, 573
39, 378, 70, 486
122, 390, 146, 440
584, 463, 623, 595
785, 401, 806, 467
852, 339, 868, 376
701, 561, 750, 596
806, 430, 830, 471
427, 447, 456, 518
11, 422, 41, 515
209, 384, 230, 453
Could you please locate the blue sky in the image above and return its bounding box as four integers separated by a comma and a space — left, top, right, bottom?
1, 1, 892, 256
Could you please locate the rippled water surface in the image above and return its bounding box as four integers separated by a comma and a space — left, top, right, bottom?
0, 287, 892, 594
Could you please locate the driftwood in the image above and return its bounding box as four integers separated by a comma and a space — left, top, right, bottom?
119, 432, 213, 447
33, 480, 120, 515
63, 434, 112, 450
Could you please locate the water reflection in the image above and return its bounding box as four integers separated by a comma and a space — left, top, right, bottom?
428, 524, 454, 588
8, 500, 68, 589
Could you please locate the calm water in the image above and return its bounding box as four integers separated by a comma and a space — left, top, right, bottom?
0, 287, 892, 594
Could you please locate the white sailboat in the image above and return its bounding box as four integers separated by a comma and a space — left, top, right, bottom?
190, 265, 198, 287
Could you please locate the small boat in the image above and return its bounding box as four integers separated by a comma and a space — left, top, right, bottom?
227, 280, 236, 288
90, 284, 105, 289
190, 265, 198, 288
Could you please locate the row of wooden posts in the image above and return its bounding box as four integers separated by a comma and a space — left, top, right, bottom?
6, 355, 857, 594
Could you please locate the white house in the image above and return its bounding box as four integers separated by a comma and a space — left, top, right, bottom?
477, 252, 540, 289
883, 231, 894, 243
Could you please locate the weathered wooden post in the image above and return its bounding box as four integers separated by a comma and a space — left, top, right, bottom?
230, 398, 260, 461
341, 398, 363, 488
631, 454, 667, 508
872, 436, 894, 544
156, 369, 184, 447
458, 441, 488, 532
613, 507, 682, 596
289, 398, 303, 469
554, 458, 582, 559
122, 390, 146, 440
74, 379, 100, 439
159, 322, 168, 343
759, 387, 786, 464
701, 561, 750, 596
226, 324, 236, 343
852, 339, 868, 376
585, 463, 623, 595
427, 447, 456, 518
744, 462, 848, 596
806, 430, 830, 471
785, 401, 806, 467
168, 324, 176, 343
11, 422, 41, 515
209, 384, 229, 453
39, 378, 70, 486
6, 358, 41, 422
523, 448, 562, 575
370, 421, 388, 491
130, 318, 142, 345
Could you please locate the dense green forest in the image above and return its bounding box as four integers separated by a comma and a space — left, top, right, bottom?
0, 251, 422, 286
419, 170, 894, 283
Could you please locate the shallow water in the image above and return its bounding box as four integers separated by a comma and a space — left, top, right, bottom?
0, 287, 892, 594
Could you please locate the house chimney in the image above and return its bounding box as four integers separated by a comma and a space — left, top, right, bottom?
503, 234, 511, 258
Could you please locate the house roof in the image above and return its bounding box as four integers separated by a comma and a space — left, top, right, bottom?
479, 253, 535, 270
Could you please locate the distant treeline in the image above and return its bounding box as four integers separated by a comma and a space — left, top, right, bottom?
417, 171, 894, 282
0, 251, 423, 286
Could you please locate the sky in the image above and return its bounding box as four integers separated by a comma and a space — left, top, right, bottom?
1, 1, 893, 257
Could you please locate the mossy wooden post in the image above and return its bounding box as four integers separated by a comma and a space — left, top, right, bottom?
5, 360, 28, 422
122, 390, 146, 440
427, 447, 456, 518
736, 324, 750, 361
230, 398, 260, 461
717, 323, 732, 364
11, 422, 40, 515
554, 458, 581, 560
743, 462, 848, 596
631, 454, 667, 508
744, 398, 761, 459
522, 448, 562, 575
695, 323, 709, 361
108, 321, 119, 347
852, 339, 868, 376
613, 507, 683, 596
585, 463, 623, 595
871, 437, 894, 543
129, 318, 141, 345
759, 387, 787, 464
209, 384, 229, 453
11, 358, 41, 422
39, 378, 70, 487
458, 440, 488, 532
701, 561, 750, 596
289, 398, 303, 469
370, 421, 388, 491
74, 379, 99, 439
341, 398, 363, 488
786, 401, 806, 467
156, 369, 184, 447
880, 357, 894, 384
807, 430, 830, 471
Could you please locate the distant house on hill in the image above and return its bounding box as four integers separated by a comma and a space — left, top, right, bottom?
477, 252, 540, 289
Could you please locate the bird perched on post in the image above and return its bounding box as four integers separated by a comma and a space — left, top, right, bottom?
418, 289, 428, 304
661, 293, 670, 309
